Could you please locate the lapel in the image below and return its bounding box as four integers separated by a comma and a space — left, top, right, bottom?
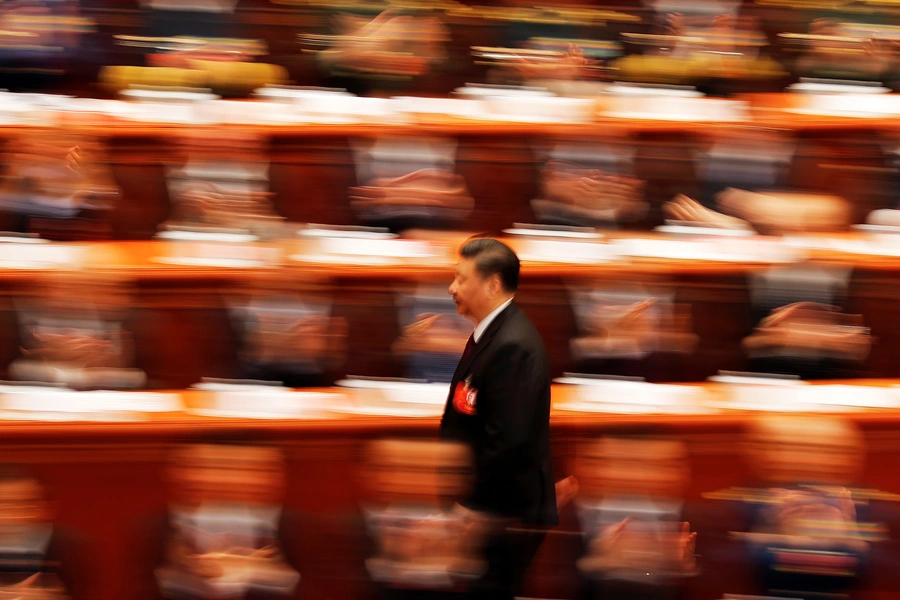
452, 302, 518, 384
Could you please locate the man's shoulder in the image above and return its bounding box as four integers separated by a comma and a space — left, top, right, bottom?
493, 307, 546, 354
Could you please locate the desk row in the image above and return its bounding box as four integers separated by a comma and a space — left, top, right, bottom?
0, 379, 891, 422
0, 245, 898, 384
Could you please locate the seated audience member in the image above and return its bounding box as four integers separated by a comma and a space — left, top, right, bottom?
145, 443, 300, 600
664, 188, 851, 234
228, 294, 348, 388
708, 416, 885, 599
0, 140, 118, 240
393, 307, 470, 383
573, 435, 697, 600
0, 467, 85, 600
361, 439, 485, 600
531, 161, 648, 227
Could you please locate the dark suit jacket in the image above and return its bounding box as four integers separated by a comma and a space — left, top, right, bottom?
439, 302, 557, 527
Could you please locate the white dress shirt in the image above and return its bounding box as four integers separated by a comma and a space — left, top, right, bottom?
473, 297, 514, 343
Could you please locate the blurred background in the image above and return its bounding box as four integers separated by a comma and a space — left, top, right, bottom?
2, 0, 900, 600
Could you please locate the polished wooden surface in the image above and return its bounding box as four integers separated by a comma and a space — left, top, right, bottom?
4, 380, 900, 600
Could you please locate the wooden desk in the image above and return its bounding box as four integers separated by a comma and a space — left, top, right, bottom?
0, 233, 894, 385
3, 380, 900, 600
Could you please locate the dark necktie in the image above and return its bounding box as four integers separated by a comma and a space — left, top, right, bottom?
460, 334, 475, 364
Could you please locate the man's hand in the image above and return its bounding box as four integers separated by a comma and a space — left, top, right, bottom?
556, 475, 580, 509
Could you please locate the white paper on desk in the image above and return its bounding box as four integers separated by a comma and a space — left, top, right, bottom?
555, 378, 703, 408
392, 97, 485, 118
830, 238, 900, 257
156, 231, 258, 243
153, 243, 280, 268
553, 400, 708, 414
517, 239, 617, 264
197, 390, 334, 419
719, 383, 889, 411
335, 404, 443, 417
788, 94, 900, 117
605, 98, 747, 122
782, 236, 837, 251
317, 238, 436, 259
0, 390, 182, 413
289, 254, 398, 266
504, 228, 604, 240
482, 96, 596, 123
299, 228, 396, 240
0, 244, 79, 269
789, 81, 890, 95
712, 238, 802, 263
655, 225, 755, 237
606, 84, 703, 98
343, 381, 450, 405
613, 239, 740, 261
0, 410, 140, 422
812, 385, 896, 409
126, 103, 203, 125
614, 238, 797, 263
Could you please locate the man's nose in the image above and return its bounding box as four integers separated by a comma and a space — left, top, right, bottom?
448, 282, 456, 296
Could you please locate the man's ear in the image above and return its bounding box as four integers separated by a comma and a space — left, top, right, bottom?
489, 274, 502, 296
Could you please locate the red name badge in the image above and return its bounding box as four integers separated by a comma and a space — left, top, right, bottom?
452, 378, 477, 416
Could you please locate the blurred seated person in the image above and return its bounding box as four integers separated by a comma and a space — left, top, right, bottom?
794, 19, 895, 84
571, 298, 697, 362
138, 0, 236, 39
106, 0, 285, 99
10, 276, 144, 390
350, 136, 473, 232
144, 38, 285, 98
663, 188, 851, 234
698, 129, 795, 209
362, 438, 578, 600
393, 313, 470, 383
147, 443, 300, 600
613, 13, 783, 92
0, 139, 118, 241
566, 287, 697, 381
350, 170, 473, 231
531, 161, 648, 227
161, 132, 287, 240
717, 416, 883, 599
361, 439, 486, 599
164, 182, 285, 236
0, 0, 93, 93
573, 435, 697, 600
742, 301, 871, 364
229, 295, 348, 388
0, 467, 85, 600
477, 42, 595, 87
313, 8, 449, 95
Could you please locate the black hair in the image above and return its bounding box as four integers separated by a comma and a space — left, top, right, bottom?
459, 238, 520, 292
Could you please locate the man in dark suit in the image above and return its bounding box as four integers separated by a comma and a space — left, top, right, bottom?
441, 238, 557, 600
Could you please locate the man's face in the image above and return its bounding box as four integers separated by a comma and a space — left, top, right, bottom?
448, 258, 491, 321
